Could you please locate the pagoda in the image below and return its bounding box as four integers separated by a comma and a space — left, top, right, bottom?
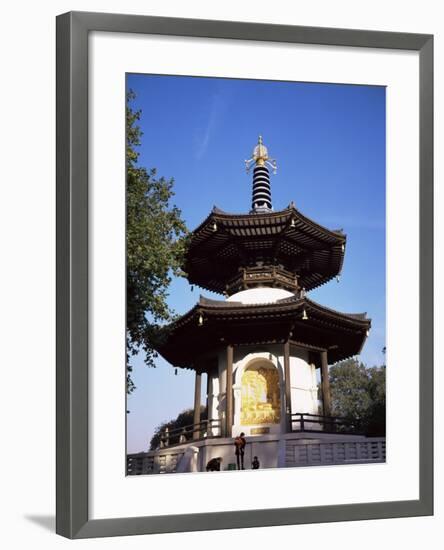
145, 136, 374, 472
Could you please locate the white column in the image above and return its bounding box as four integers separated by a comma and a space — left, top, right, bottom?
207, 373, 220, 436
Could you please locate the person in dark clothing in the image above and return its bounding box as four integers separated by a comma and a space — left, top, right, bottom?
234, 432, 246, 470
206, 457, 222, 472
252, 456, 260, 469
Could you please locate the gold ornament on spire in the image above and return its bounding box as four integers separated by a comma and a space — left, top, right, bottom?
245, 135, 277, 174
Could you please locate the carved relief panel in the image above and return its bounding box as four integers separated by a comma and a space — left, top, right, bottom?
241, 365, 280, 425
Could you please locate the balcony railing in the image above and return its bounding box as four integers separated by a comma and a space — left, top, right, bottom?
159, 418, 222, 448
156, 414, 361, 449
289, 413, 362, 434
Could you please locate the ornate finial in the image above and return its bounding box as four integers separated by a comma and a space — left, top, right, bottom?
245, 135, 277, 174
246, 136, 277, 214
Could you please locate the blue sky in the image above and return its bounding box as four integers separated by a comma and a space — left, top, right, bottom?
126, 74, 386, 453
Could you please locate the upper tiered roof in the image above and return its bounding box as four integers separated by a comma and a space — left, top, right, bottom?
184, 205, 346, 295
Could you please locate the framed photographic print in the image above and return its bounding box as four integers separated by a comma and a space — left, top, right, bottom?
56, 11, 433, 539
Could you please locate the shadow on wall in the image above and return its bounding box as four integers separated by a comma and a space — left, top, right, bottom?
23, 515, 55, 532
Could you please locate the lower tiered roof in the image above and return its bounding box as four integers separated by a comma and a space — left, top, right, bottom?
154, 295, 371, 368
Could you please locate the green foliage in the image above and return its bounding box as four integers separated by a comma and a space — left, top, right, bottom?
365, 365, 386, 436
329, 358, 386, 436
126, 90, 188, 394
149, 406, 208, 450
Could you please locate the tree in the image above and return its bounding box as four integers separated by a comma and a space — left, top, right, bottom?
329, 358, 386, 436
126, 90, 188, 393
149, 406, 208, 450
365, 365, 386, 436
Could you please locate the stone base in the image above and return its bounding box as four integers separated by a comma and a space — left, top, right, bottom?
129, 432, 385, 475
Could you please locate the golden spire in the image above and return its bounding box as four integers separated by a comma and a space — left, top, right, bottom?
245, 135, 277, 174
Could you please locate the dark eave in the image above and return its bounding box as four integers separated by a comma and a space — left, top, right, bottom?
154, 295, 370, 368
184, 206, 346, 294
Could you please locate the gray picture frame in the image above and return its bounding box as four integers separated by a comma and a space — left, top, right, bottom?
56, 11, 434, 539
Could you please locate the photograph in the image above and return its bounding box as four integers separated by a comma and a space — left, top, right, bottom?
125, 74, 387, 476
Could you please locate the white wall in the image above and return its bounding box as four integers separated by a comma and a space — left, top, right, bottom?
227, 287, 294, 303
196, 435, 281, 471
0, 1, 442, 549
288, 349, 319, 416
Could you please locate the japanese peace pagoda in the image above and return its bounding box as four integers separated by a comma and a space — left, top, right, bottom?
127, 137, 385, 475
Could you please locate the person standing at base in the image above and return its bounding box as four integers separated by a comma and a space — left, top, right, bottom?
234, 432, 246, 470
252, 456, 260, 469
